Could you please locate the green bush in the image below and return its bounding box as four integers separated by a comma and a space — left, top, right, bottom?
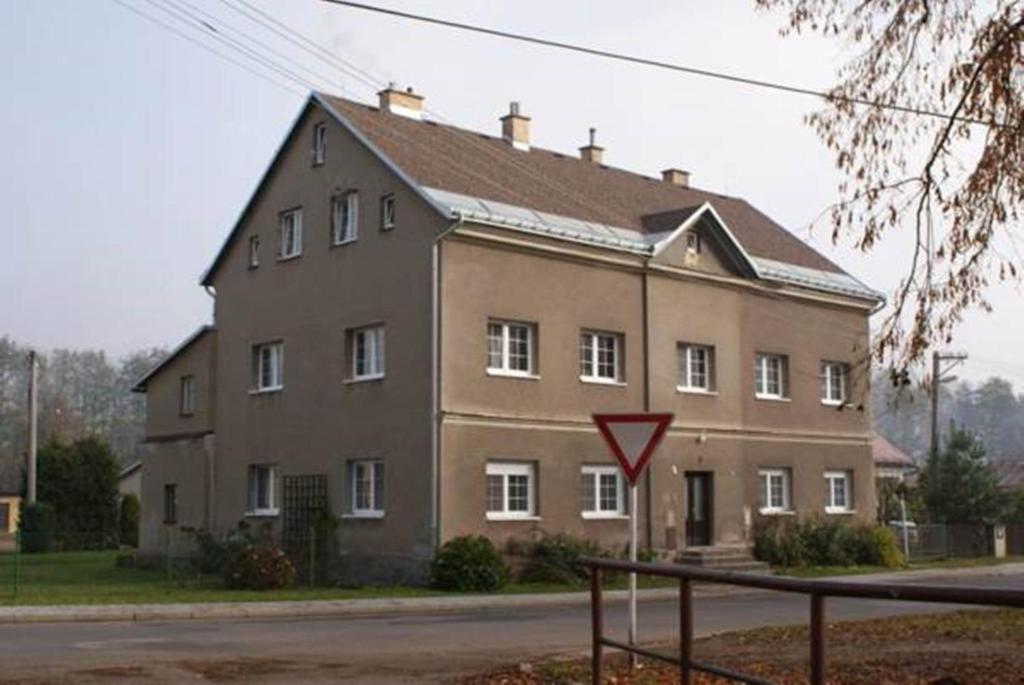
19, 502, 56, 553
224, 545, 296, 590
752, 516, 902, 569
519, 533, 599, 585
189, 522, 267, 575
119, 494, 140, 547
431, 535, 509, 592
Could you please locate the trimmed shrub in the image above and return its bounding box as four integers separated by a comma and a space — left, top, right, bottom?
752, 516, 902, 569
431, 535, 509, 592
119, 494, 140, 548
19, 502, 57, 553
519, 534, 599, 585
224, 545, 296, 590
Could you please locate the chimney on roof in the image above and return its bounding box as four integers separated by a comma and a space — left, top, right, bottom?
500, 101, 531, 151
378, 83, 424, 120
579, 127, 604, 164
661, 168, 691, 187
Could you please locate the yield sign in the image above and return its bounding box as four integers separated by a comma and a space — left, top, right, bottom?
593, 413, 673, 485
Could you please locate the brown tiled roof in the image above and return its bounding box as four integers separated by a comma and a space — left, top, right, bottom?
990, 460, 1024, 489
873, 432, 915, 467
322, 95, 845, 274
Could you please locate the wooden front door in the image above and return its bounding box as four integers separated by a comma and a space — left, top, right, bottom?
685, 472, 713, 547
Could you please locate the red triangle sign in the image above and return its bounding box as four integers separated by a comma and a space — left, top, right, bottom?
593, 413, 673, 485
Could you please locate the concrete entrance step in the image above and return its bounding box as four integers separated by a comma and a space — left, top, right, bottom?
675, 546, 770, 573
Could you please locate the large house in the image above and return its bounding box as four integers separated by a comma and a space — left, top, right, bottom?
134, 87, 882, 582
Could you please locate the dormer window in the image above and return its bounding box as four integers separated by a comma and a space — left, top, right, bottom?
312, 122, 327, 166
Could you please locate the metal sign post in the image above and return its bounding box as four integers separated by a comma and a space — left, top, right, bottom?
592, 413, 673, 666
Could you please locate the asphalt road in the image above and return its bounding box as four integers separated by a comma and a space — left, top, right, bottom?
1, 572, 1022, 684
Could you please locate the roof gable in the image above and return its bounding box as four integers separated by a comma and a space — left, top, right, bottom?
132, 325, 215, 392
650, 202, 759, 278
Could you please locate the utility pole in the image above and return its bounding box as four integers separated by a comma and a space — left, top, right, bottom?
27, 350, 38, 504
929, 350, 967, 458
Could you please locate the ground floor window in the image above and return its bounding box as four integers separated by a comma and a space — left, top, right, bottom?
349, 460, 385, 517
163, 484, 177, 524
485, 462, 535, 519
824, 470, 853, 513
247, 464, 279, 516
758, 468, 792, 514
580, 465, 625, 518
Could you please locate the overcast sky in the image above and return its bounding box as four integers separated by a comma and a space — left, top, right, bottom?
2, 0, 1022, 387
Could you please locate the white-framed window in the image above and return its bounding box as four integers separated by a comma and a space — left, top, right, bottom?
247, 464, 279, 516
179, 375, 195, 415
332, 191, 359, 245
487, 320, 536, 376
380, 194, 396, 230
580, 465, 625, 518
677, 343, 714, 392
820, 361, 848, 405
350, 460, 385, 517
279, 208, 303, 259
579, 330, 623, 383
312, 122, 327, 165
824, 470, 852, 513
758, 468, 792, 514
351, 326, 385, 381
755, 353, 788, 399
485, 462, 535, 519
252, 341, 284, 392
248, 235, 260, 269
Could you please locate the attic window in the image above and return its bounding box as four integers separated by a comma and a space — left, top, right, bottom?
686, 232, 701, 254
313, 122, 327, 166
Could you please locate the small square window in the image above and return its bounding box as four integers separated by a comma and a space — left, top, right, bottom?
758, 468, 792, 514
581, 465, 625, 518
755, 353, 788, 399
487, 320, 536, 376
820, 361, 849, 405
825, 470, 853, 513
380, 194, 396, 230
279, 209, 303, 259
677, 343, 714, 392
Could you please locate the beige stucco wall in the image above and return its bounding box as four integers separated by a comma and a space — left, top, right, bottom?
207, 102, 443, 571
139, 436, 214, 556
439, 232, 874, 551
143, 331, 216, 440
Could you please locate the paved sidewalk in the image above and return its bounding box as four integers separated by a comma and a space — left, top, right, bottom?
1, 562, 1021, 625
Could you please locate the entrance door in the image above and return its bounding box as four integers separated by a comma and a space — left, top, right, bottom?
685, 472, 713, 547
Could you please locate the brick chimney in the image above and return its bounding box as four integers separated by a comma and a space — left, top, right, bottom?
378, 84, 424, 120
579, 127, 604, 164
661, 168, 691, 187
500, 102, 530, 151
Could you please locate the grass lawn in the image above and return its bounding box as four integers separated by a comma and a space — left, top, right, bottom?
776, 554, 1024, 578
463, 609, 1024, 684
0, 550, 672, 606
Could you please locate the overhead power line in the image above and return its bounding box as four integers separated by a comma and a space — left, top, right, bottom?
319, 0, 1001, 129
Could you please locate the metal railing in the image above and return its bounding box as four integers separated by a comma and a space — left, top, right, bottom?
582, 556, 1024, 685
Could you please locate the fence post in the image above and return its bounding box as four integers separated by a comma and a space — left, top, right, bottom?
591, 566, 603, 685
810, 592, 826, 685
679, 578, 692, 685
13, 529, 21, 602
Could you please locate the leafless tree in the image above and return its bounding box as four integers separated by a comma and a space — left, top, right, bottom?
757, 0, 1024, 383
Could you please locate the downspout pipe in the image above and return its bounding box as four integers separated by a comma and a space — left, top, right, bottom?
642, 261, 654, 552
431, 213, 465, 552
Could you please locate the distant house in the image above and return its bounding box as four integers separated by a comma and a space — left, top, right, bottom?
990, 460, 1024, 492
0, 455, 23, 538
118, 461, 142, 501
873, 433, 915, 481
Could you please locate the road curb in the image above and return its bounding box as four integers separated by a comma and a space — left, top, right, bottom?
1, 563, 1020, 625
